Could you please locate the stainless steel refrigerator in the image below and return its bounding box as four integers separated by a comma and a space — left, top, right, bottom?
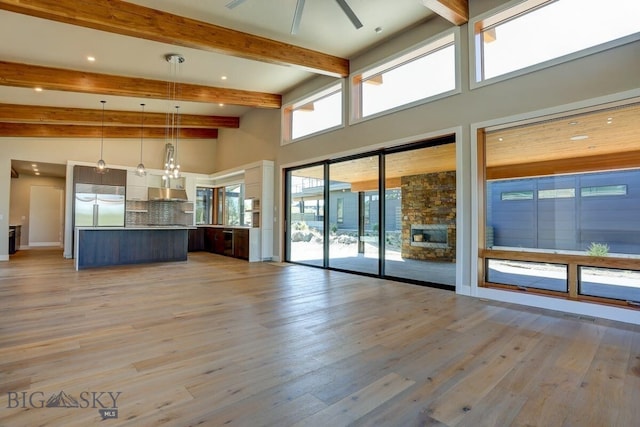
74, 183, 125, 227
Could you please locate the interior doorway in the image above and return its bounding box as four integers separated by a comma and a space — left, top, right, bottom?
29, 186, 64, 247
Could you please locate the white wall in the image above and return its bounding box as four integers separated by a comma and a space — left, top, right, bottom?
217, 24, 640, 262
213, 5, 640, 322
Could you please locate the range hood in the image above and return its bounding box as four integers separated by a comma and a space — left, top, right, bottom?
148, 187, 188, 201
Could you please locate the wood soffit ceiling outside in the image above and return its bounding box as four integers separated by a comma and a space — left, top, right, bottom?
292, 102, 640, 188
0, 0, 468, 139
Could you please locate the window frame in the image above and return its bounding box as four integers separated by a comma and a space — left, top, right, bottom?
581, 184, 628, 198
470, 0, 640, 89
501, 190, 534, 201
195, 186, 214, 225
477, 99, 640, 309
281, 80, 345, 145
350, 28, 460, 125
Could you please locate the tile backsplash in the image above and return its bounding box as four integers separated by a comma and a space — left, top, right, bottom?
126, 200, 194, 226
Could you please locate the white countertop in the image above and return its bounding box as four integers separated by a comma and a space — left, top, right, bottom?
75, 226, 195, 230
197, 225, 253, 229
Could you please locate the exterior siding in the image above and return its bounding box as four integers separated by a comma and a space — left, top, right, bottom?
489, 170, 640, 254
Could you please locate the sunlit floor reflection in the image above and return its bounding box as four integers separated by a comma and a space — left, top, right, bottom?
290, 241, 456, 286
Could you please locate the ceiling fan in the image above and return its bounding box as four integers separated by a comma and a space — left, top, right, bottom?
225, 0, 363, 34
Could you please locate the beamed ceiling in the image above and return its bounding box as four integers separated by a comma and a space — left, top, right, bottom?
5, 1, 635, 185
0, 0, 468, 141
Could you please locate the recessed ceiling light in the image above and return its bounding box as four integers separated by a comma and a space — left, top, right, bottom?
570, 135, 589, 141
87, 56, 96, 62
221, 76, 227, 80
35, 172, 40, 176
219, 103, 224, 107
31, 163, 37, 167
569, 121, 578, 125
33, 168, 39, 172
34, 87, 43, 92
498, 137, 503, 142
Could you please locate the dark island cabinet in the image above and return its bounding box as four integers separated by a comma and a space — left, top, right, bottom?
75, 228, 188, 270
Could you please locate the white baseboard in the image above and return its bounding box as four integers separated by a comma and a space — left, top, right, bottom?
28, 242, 62, 247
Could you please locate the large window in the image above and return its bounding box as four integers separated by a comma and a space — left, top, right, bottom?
197, 184, 245, 226
285, 136, 457, 288
480, 102, 640, 307
224, 184, 244, 226
195, 187, 213, 225
351, 31, 457, 121
474, 0, 640, 84
282, 83, 343, 143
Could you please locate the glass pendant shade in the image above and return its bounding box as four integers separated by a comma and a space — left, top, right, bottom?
96, 100, 108, 174
163, 54, 184, 179
137, 103, 146, 176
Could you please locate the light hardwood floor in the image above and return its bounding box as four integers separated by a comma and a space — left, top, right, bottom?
1, 249, 639, 426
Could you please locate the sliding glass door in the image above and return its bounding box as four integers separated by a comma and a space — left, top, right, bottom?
285, 136, 456, 288
287, 165, 325, 267
383, 144, 456, 285
328, 156, 379, 274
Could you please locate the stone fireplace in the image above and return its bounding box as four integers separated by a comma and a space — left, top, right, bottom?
401, 171, 456, 262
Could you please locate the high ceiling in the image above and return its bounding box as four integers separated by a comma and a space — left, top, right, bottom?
0, 0, 467, 143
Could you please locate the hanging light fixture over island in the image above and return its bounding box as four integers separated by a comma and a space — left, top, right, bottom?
163, 53, 184, 181
96, 100, 108, 174
136, 103, 146, 177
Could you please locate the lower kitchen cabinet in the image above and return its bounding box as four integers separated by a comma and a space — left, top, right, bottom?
188, 228, 204, 251
199, 226, 258, 261
233, 228, 249, 260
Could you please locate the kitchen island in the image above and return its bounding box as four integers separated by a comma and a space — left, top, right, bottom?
74, 226, 193, 270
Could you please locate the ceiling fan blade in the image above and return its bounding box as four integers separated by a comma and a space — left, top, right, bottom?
225, 0, 248, 9
290, 0, 306, 35
335, 0, 363, 29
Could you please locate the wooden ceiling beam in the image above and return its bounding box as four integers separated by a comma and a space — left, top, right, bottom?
0, 103, 239, 128
420, 0, 468, 25
0, 123, 218, 139
0, 61, 281, 109
0, 0, 349, 78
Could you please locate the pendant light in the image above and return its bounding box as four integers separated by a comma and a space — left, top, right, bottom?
96, 100, 107, 174
173, 105, 180, 179
136, 103, 146, 176
163, 54, 184, 180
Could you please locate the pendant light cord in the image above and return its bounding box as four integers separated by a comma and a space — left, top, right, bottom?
100, 100, 106, 159
140, 103, 145, 160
